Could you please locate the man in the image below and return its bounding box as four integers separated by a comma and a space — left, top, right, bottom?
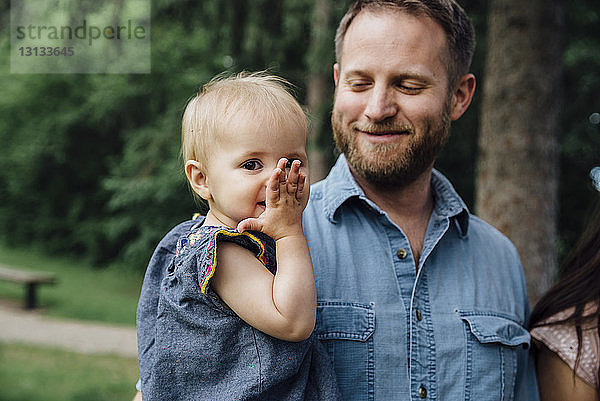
135, 1, 538, 399
303, 0, 538, 400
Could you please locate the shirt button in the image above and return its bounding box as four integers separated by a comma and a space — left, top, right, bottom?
416, 309, 422, 321
418, 385, 427, 398
396, 248, 408, 259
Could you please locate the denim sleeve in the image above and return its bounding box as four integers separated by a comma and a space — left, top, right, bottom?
513, 268, 540, 401
513, 345, 540, 400
512, 255, 540, 401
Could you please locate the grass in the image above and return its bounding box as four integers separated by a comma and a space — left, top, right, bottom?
0, 342, 139, 401
0, 243, 144, 325
0, 245, 143, 400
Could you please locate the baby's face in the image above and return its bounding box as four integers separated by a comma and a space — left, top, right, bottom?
202, 116, 308, 228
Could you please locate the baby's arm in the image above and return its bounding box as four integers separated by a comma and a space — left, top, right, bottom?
211, 159, 316, 342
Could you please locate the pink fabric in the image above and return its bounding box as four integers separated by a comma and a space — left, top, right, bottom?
531, 304, 599, 389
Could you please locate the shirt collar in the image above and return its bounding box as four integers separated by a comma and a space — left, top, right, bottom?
321, 155, 470, 236
430, 169, 470, 237
320, 154, 364, 222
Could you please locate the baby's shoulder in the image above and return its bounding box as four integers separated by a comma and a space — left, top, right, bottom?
175, 223, 217, 258
175, 225, 275, 270
173, 226, 276, 297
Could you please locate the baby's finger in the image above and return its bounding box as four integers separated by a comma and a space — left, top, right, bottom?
277, 158, 288, 175
296, 172, 306, 200
278, 159, 287, 187
286, 160, 301, 194
267, 168, 282, 205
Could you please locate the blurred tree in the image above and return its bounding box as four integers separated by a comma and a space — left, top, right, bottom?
305, 0, 333, 182
475, 0, 563, 304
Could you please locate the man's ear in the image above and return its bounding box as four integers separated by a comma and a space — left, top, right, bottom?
185, 160, 211, 200
450, 73, 476, 121
333, 63, 340, 87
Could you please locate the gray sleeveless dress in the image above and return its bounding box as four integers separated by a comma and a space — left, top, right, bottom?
137, 220, 340, 401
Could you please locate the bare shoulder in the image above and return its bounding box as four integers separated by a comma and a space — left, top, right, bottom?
214, 240, 267, 272
211, 241, 273, 301
536, 345, 599, 401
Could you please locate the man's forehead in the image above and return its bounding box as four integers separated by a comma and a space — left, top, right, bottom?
343, 12, 447, 62
346, 9, 445, 43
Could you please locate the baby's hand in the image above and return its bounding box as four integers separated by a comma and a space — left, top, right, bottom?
236, 158, 308, 240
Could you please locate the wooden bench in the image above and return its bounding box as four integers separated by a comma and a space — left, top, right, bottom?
0, 265, 57, 309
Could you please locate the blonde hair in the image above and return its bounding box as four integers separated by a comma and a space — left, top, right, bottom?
181, 71, 307, 170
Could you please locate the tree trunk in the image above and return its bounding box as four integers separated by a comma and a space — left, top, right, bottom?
476, 0, 563, 305
305, 0, 333, 182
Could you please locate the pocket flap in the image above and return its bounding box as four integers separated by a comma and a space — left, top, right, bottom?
316, 301, 375, 342
459, 311, 530, 347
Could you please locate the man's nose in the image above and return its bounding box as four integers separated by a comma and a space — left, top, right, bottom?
364, 85, 397, 122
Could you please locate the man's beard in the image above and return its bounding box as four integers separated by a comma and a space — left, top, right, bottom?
332, 105, 451, 188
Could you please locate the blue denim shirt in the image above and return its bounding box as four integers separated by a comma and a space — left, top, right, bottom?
303, 155, 539, 401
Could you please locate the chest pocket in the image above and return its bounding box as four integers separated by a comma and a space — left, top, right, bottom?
315, 301, 375, 401
459, 311, 530, 401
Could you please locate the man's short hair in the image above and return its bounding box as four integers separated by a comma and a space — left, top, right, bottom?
335, 0, 475, 87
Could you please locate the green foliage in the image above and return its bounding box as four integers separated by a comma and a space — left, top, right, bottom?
0, 0, 320, 270
0, 343, 138, 401
0, 74, 124, 262
0, 0, 598, 271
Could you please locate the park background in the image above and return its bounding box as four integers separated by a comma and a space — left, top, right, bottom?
0, 0, 599, 398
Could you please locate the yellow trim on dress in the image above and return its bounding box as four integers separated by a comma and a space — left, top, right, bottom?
200, 229, 267, 295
